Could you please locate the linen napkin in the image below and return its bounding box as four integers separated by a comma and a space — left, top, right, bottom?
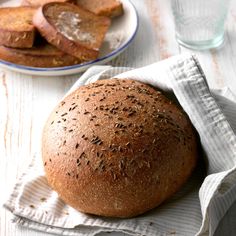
4, 54, 236, 236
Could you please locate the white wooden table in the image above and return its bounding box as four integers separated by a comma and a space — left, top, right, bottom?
1, 0, 236, 235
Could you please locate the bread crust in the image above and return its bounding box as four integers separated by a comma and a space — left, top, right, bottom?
0, 7, 36, 48
76, 0, 124, 18
33, 2, 111, 61
21, 0, 123, 18
21, 0, 75, 7
0, 43, 80, 67
42, 79, 198, 218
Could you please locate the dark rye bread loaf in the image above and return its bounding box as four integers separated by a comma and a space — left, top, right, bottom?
0, 7, 36, 48
42, 79, 198, 218
0, 42, 80, 68
33, 2, 111, 61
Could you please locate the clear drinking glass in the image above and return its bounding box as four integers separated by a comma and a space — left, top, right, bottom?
171, 0, 230, 50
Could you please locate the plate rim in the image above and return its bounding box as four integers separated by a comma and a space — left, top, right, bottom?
0, 0, 139, 74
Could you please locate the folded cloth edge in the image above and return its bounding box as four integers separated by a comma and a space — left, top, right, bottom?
4, 54, 236, 236
167, 55, 236, 235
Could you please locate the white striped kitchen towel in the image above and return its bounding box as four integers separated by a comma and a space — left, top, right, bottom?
4, 54, 236, 236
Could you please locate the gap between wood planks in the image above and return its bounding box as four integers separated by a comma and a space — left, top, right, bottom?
0, 71, 9, 150
146, 0, 179, 60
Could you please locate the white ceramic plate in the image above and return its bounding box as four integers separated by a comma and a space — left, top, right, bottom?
0, 0, 138, 76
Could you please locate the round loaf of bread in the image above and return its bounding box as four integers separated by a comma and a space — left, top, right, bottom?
42, 79, 198, 218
